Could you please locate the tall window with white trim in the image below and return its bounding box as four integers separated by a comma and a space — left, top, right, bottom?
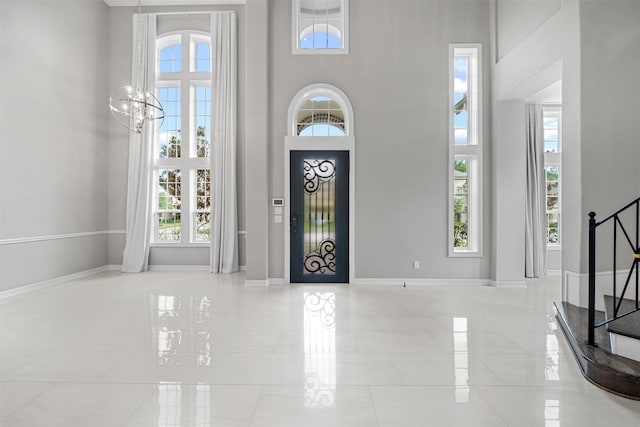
449, 44, 482, 256
154, 31, 212, 244
543, 107, 561, 247
292, 0, 348, 54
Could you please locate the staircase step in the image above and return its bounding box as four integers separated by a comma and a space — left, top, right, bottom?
603, 295, 640, 362
603, 295, 640, 339
554, 301, 640, 400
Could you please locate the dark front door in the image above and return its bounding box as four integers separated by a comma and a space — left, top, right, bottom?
290, 150, 349, 283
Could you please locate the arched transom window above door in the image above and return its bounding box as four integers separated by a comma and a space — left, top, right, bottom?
296, 97, 345, 136
288, 84, 354, 137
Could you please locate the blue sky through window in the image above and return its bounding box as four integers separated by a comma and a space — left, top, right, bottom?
158, 87, 181, 154
453, 57, 469, 145
544, 116, 559, 152
299, 124, 345, 136
195, 42, 211, 72
159, 44, 181, 73
300, 32, 341, 49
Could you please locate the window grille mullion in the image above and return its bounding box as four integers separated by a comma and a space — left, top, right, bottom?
153, 30, 212, 244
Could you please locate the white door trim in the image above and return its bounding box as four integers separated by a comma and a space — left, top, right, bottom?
284, 137, 355, 284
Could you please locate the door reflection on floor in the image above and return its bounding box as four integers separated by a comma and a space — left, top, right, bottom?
303, 292, 337, 408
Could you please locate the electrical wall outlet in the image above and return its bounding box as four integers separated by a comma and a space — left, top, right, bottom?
413, 261, 420, 269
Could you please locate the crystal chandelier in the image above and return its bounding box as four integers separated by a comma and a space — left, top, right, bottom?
108, 0, 163, 134
109, 85, 164, 134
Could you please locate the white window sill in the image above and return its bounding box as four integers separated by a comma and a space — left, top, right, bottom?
449, 249, 483, 258
292, 48, 349, 55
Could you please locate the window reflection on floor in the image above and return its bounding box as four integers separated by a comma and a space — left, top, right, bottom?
453, 317, 470, 403
149, 294, 213, 426
546, 314, 560, 381
154, 382, 211, 427
195, 384, 211, 427
157, 382, 181, 427
157, 329, 182, 365
545, 399, 560, 427
303, 292, 337, 408
151, 294, 212, 367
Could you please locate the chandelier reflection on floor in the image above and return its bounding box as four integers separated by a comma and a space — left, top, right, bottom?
109, 85, 164, 134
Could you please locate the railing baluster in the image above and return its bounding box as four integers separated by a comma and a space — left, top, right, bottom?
588, 211, 597, 347
613, 215, 617, 317
588, 196, 640, 348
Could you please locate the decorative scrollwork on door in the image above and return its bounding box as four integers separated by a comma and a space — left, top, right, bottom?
304, 239, 336, 274
303, 158, 337, 275
303, 160, 336, 194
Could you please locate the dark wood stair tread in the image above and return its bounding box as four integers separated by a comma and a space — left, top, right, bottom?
555, 301, 640, 399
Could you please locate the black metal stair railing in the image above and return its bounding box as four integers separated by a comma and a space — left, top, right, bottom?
587, 196, 640, 347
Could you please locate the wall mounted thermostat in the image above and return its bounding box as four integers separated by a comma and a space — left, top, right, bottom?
272, 198, 284, 206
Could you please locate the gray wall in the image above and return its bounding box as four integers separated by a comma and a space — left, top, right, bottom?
579, 0, 640, 272
492, 0, 640, 281
7, 0, 636, 290
491, 100, 526, 284
0, 0, 110, 292
492, 0, 566, 285
244, 0, 270, 282
268, 0, 492, 280
107, 4, 248, 269
496, 0, 561, 61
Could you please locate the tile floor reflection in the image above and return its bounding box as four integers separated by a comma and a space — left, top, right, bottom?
453, 316, 470, 403
1, 272, 639, 426
303, 292, 336, 409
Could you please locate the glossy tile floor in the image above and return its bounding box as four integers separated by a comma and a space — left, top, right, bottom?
1, 272, 639, 426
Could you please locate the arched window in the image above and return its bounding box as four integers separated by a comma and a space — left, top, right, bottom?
299, 23, 342, 49
296, 96, 345, 136
157, 34, 182, 72
153, 31, 212, 244
288, 84, 353, 137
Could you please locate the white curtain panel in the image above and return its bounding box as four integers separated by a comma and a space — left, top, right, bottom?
525, 104, 547, 278
210, 12, 239, 273
121, 14, 156, 273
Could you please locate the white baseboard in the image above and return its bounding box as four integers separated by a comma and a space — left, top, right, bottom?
261, 277, 497, 287
565, 269, 634, 310
110, 264, 244, 273
489, 280, 527, 288
244, 279, 269, 287
0, 266, 110, 300
353, 278, 492, 286
106, 264, 246, 273
148, 265, 210, 271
